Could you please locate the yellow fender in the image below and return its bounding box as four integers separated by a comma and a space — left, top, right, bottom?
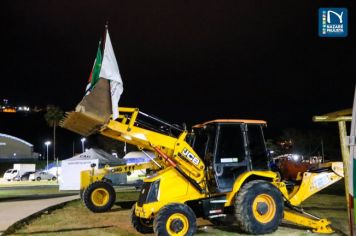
225, 170, 278, 207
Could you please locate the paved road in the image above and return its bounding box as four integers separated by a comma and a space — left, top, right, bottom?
0, 195, 79, 234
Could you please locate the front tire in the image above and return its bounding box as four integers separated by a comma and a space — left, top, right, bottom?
131, 204, 154, 234
153, 203, 196, 236
234, 180, 284, 234
36, 177, 41, 181
83, 181, 116, 213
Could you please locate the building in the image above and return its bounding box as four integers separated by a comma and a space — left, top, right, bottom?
0, 133, 38, 160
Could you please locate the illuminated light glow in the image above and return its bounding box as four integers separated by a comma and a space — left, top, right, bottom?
0, 133, 33, 147
3, 108, 16, 113
122, 134, 132, 141
292, 154, 300, 161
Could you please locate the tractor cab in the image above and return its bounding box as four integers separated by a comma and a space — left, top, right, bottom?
192, 119, 269, 192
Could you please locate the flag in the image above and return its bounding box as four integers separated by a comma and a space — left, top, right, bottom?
99, 29, 124, 120
85, 41, 102, 94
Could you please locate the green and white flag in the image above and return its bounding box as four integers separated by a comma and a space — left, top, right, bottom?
99, 29, 123, 120
86, 41, 102, 94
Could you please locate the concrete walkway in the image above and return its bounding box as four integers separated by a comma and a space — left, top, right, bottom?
0, 195, 79, 234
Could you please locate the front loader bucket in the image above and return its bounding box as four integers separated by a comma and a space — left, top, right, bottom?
60, 79, 112, 136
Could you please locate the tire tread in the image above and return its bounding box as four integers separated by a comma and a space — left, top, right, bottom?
234, 180, 283, 234
131, 204, 154, 234
153, 203, 196, 236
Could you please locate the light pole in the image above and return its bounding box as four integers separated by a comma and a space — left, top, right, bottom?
81, 138, 86, 153
45, 141, 51, 171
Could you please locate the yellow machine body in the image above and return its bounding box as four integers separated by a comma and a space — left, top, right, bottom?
134, 169, 278, 218
134, 162, 343, 234
135, 167, 204, 219
62, 104, 344, 234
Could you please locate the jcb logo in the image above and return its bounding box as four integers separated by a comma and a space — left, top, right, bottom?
182, 148, 200, 166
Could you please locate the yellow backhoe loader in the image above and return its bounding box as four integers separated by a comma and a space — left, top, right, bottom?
61, 79, 344, 235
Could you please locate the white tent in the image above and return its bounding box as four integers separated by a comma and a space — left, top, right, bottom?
59, 148, 125, 190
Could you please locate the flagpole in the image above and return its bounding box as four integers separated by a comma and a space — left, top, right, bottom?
103, 22, 108, 51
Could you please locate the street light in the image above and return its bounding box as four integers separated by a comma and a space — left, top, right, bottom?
45, 141, 51, 171
81, 138, 86, 153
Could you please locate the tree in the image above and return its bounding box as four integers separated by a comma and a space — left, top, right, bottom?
44, 105, 64, 160
277, 128, 335, 158
265, 139, 284, 156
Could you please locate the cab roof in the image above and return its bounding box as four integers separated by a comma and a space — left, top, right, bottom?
193, 119, 267, 129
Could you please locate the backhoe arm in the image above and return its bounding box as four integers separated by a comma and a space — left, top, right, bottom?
273, 162, 344, 234
62, 105, 206, 191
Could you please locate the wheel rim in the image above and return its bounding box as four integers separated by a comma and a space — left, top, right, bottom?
252, 194, 276, 223
166, 213, 189, 235
91, 188, 110, 207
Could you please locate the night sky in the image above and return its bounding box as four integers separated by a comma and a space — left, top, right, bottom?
0, 1, 355, 157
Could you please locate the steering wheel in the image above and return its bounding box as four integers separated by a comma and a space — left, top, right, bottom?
215, 164, 224, 177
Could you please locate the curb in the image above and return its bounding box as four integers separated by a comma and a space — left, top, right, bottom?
1, 197, 80, 236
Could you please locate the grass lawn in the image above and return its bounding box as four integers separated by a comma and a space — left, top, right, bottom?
0, 180, 58, 187
0, 182, 77, 200
9, 192, 348, 236
0, 188, 77, 200
0, 188, 58, 199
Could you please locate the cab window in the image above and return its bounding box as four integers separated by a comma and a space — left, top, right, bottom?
216, 125, 245, 163
247, 124, 268, 170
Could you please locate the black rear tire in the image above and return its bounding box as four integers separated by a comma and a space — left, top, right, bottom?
234, 180, 284, 234
131, 204, 154, 234
36, 177, 41, 181
153, 203, 196, 236
83, 181, 116, 213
